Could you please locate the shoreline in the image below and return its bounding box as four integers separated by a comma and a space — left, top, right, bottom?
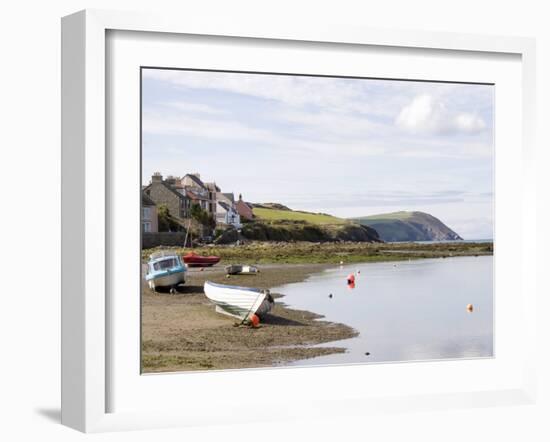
141, 245, 493, 373
142, 263, 358, 373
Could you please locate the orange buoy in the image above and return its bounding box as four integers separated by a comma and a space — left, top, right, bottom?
347, 274, 355, 284
467, 304, 474, 312
249, 314, 260, 327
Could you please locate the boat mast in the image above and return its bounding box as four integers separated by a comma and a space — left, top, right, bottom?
183, 218, 192, 249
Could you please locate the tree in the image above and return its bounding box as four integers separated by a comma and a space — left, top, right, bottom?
190, 203, 216, 230
157, 204, 183, 232
157, 204, 171, 232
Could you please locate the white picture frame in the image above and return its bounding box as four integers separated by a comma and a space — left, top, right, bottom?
61, 9, 538, 433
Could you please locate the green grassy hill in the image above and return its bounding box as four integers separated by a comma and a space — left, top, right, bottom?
350, 211, 462, 242
253, 207, 348, 225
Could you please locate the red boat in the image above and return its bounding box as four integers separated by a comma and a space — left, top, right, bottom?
182, 251, 221, 267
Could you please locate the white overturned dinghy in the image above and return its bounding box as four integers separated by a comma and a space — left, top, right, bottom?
225, 264, 259, 275
203, 281, 274, 320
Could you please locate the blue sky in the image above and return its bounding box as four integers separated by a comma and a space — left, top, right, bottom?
142, 69, 494, 239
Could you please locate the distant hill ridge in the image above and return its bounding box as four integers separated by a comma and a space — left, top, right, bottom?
251, 202, 292, 211
350, 211, 462, 242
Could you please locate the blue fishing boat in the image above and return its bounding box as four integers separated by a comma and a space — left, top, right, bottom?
145, 251, 187, 293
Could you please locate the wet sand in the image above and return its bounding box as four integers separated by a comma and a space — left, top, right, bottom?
141, 264, 357, 373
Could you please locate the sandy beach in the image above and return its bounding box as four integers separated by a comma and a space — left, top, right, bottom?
141, 263, 358, 373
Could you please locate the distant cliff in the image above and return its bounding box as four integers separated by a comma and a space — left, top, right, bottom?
350, 211, 462, 242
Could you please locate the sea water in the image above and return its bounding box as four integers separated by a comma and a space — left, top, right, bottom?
272, 255, 493, 366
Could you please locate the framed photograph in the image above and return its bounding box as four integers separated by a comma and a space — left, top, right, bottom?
61, 9, 537, 432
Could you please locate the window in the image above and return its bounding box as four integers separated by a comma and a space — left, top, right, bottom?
143, 222, 152, 233
153, 257, 179, 271
142, 207, 151, 220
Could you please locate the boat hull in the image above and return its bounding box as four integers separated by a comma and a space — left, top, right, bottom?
146, 271, 186, 289
204, 281, 273, 320
183, 255, 221, 267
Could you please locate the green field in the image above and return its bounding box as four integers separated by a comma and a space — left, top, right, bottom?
353, 211, 413, 222
253, 207, 348, 225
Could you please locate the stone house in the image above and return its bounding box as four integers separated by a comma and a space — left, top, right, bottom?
235, 194, 254, 221
179, 173, 213, 213
141, 192, 158, 233
143, 172, 191, 220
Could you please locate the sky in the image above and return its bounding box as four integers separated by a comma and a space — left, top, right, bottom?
141, 68, 494, 239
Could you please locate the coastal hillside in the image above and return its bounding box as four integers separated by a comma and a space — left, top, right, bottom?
229, 205, 381, 243
350, 211, 462, 242
252, 205, 347, 225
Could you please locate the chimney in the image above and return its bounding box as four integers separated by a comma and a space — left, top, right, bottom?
151, 172, 162, 183
165, 175, 176, 187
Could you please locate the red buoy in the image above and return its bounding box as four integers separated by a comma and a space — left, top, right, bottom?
249, 314, 260, 327
347, 274, 355, 284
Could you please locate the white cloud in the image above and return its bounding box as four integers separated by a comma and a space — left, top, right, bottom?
395, 94, 487, 135
453, 113, 487, 133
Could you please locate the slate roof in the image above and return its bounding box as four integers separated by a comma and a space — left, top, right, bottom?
186, 189, 209, 201
142, 192, 156, 206
183, 173, 207, 189
143, 181, 189, 202
217, 201, 231, 212
222, 192, 235, 203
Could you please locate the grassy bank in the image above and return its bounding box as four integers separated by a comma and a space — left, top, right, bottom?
253, 207, 348, 224
142, 240, 493, 265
